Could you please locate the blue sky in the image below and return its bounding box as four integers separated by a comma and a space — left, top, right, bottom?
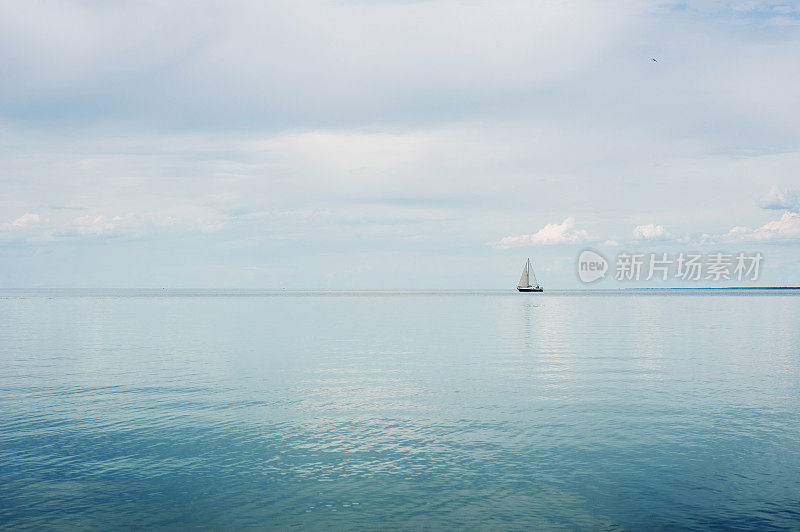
1, 0, 799, 288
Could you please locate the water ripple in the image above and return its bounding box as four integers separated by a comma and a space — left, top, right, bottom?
1, 290, 799, 529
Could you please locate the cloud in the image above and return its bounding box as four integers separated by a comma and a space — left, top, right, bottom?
601, 239, 620, 247
724, 211, 800, 242
0, 0, 639, 130
64, 209, 229, 237
0, 212, 41, 230
632, 223, 673, 241
495, 217, 589, 248
760, 185, 799, 211
247, 131, 433, 193
0, 208, 231, 242
70, 214, 126, 236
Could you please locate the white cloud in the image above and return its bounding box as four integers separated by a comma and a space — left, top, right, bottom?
0, 0, 640, 128
632, 223, 673, 241
495, 217, 589, 248
247, 131, 432, 191
0, 212, 41, 230
71, 214, 126, 236
1, 208, 231, 242
601, 239, 620, 247
760, 185, 799, 211
724, 211, 800, 242
66, 209, 229, 238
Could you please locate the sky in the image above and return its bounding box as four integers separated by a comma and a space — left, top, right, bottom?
1, 0, 799, 288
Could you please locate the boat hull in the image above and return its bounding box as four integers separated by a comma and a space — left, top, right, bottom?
517, 287, 543, 292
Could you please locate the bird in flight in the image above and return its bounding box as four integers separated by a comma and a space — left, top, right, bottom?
651, 58, 658, 62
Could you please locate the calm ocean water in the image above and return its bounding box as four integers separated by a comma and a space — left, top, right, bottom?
1, 289, 799, 530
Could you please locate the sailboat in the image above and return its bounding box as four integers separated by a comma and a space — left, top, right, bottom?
517, 258, 543, 292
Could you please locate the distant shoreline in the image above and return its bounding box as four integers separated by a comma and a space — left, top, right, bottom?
625, 287, 800, 290
2, 287, 800, 293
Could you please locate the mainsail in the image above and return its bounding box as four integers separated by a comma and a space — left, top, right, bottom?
517, 260, 530, 288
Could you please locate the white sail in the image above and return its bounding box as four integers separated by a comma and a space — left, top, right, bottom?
528, 259, 539, 287
517, 260, 530, 288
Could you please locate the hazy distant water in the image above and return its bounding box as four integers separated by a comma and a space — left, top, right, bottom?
1, 289, 799, 530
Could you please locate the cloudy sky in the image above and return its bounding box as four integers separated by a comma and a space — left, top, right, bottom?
1, 0, 799, 288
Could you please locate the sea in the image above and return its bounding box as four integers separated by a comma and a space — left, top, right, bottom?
1, 289, 799, 530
